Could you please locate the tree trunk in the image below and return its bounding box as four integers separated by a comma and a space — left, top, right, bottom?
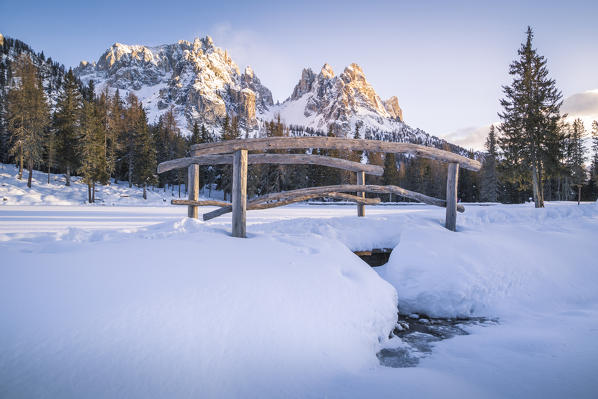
18, 148, 23, 180
578, 185, 581, 205
27, 159, 33, 188
92, 182, 95, 203
531, 164, 544, 208
66, 165, 71, 186
88, 183, 92, 203
143, 183, 147, 200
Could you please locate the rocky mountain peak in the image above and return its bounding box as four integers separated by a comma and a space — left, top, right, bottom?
320, 63, 335, 79
383, 96, 403, 121
266, 62, 404, 132
291, 68, 316, 100
74, 36, 273, 133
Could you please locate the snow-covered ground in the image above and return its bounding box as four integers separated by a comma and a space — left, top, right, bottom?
1, 167, 598, 398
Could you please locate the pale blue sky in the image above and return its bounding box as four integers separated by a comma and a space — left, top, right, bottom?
2, 0, 597, 147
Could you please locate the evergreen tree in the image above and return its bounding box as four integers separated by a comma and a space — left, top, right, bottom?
6, 55, 49, 187
54, 68, 82, 186
498, 27, 563, 208
480, 125, 499, 202
585, 121, 598, 200
567, 118, 586, 204
133, 108, 156, 199
79, 99, 108, 202
382, 153, 399, 201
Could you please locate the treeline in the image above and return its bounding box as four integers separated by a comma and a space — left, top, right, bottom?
0, 54, 167, 202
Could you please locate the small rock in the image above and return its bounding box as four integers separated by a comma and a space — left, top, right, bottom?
408, 313, 420, 319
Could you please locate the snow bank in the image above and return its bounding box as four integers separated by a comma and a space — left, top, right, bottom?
378, 203, 598, 318
0, 218, 398, 398
0, 163, 203, 206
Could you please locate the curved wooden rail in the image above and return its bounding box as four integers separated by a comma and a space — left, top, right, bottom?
157, 153, 384, 175
202, 184, 464, 221
202, 191, 380, 221
190, 137, 481, 171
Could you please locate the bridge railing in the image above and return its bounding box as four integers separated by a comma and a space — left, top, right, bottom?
158, 137, 481, 237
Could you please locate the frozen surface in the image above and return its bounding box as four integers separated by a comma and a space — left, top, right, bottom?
1, 167, 598, 398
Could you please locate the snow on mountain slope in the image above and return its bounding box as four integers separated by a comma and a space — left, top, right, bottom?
263, 63, 404, 134
75, 37, 273, 132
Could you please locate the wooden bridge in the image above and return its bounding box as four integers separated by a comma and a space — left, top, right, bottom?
157, 137, 481, 237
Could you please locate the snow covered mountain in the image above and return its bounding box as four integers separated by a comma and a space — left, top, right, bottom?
264, 63, 404, 134
75, 37, 273, 131
0, 33, 68, 108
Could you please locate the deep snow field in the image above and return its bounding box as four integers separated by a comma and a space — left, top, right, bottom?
1, 164, 598, 398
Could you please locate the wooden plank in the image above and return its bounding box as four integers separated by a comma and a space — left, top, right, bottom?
445, 162, 459, 232
202, 184, 464, 221
172, 199, 231, 207
190, 137, 482, 171
157, 153, 384, 176
245, 185, 465, 212
231, 149, 248, 238
187, 164, 199, 219
356, 171, 365, 217
203, 192, 381, 221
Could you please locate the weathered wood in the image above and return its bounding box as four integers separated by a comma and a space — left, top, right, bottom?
202, 192, 381, 221
232, 149, 247, 238
243, 185, 465, 212
157, 153, 384, 176
356, 171, 365, 217
172, 199, 231, 207
187, 164, 200, 219
445, 162, 459, 231
190, 137, 481, 171
249, 193, 380, 210
202, 184, 464, 221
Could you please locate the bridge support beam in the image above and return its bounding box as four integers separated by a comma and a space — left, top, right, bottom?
187, 164, 199, 219
356, 171, 365, 217
232, 149, 248, 238
445, 162, 459, 231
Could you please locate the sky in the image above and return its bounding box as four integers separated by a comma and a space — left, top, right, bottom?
2, 0, 598, 149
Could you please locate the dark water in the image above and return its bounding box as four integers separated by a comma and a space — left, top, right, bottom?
377, 314, 498, 368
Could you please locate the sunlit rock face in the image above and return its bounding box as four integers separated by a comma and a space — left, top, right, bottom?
75, 36, 273, 131
277, 62, 404, 133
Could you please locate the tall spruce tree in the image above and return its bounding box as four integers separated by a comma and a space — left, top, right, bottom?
480, 125, 499, 202
567, 118, 586, 204
79, 99, 108, 202
54, 68, 82, 186
133, 108, 156, 199
590, 121, 598, 199
6, 55, 49, 187
498, 27, 563, 208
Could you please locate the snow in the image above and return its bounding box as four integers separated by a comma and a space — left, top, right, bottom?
1, 167, 598, 398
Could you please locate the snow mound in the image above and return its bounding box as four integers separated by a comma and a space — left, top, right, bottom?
0, 218, 398, 397
378, 203, 598, 318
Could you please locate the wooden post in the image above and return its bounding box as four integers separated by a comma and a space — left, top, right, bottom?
232, 149, 248, 238
357, 171, 365, 217
445, 162, 459, 231
188, 164, 199, 219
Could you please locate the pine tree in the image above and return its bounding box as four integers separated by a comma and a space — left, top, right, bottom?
54, 68, 82, 186
6, 55, 49, 187
133, 108, 156, 199
498, 27, 563, 208
382, 153, 400, 202
480, 125, 499, 202
79, 99, 107, 202
587, 121, 598, 200
567, 118, 586, 204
